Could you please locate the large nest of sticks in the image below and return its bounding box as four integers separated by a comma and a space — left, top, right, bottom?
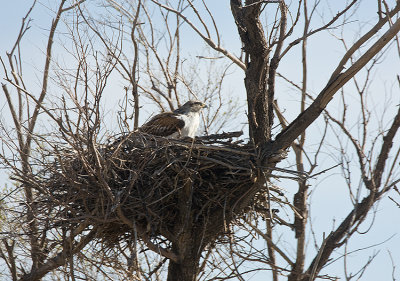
38, 131, 285, 246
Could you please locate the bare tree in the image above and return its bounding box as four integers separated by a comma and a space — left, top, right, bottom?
1, 0, 400, 281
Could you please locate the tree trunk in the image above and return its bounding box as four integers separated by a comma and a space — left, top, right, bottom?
167, 257, 199, 281
231, 0, 272, 146
166, 176, 203, 281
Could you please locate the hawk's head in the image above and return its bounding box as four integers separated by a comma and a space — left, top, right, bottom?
174, 100, 207, 114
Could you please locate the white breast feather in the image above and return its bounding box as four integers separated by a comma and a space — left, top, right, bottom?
169, 111, 200, 138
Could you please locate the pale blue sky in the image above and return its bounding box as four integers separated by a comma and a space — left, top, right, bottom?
1, 1, 400, 280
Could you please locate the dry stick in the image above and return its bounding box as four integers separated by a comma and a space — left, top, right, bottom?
19, 225, 96, 281
245, 219, 294, 267
24, 0, 66, 153
309, 233, 327, 281
280, 0, 358, 59
263, 0, 286, 266
265, 180, 278, 281
388, 195, 400, 208
61, 0, 86, 13
1, 240, 17, 281
372, 104, 400, 191
302, 82, 400, 281
269, 15, 400, 155
267, 0, 287, 149
6, 1, 36, 129
267, 11, 400, 281
290, 0, 309, 278
78, 4, 140, 128
130, 0, 141, 130
3, 80, 74, 139
0, 1, 36, 155
16, 0, 67, 272
1, 84, 25, 150
150, 0, 246, 70
330, 3, 400, 82
383, 146, 400, 193
116, 207, 179, 262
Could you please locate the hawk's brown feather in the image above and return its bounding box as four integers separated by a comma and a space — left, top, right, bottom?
139, 113, 185, 137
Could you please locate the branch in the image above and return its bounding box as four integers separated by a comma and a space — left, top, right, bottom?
373, 104, 400, 191
19, 224, 95, 281
268, 13, 400, 155
150, 0, 246, 70
1, 83, 25, 149
301, 103, 400, 279
23, 0, 66, 271
61, 0, 86, 12
1, 240, 17, 281
329, 3, 400, 81
245, 219, 294, 267
301, 194, 374, 281
280, 0, 358, 58
116, 207, 179, 262
24, 0, 67, 154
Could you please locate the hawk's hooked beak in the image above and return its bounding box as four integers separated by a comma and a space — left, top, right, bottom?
201, 103, 208, 109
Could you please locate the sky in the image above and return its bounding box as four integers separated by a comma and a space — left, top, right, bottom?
1, 1, 400, 280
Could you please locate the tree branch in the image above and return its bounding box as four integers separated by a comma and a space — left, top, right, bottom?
19, 225, 95, 281
150, 0, 246, 70
268, 13, 400, 155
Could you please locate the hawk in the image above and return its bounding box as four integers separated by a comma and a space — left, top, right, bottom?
139, 100, 207, 138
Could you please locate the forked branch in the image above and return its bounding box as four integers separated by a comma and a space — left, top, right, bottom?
269, 12, 400, 155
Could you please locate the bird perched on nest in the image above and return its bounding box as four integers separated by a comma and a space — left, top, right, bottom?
139, 100, 207, 138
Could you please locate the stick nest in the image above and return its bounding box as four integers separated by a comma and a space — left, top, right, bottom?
39, 131, 283, 246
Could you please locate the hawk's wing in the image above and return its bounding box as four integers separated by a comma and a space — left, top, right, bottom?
139, 112, 185, 137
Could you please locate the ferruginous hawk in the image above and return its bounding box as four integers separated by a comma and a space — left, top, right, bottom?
139, 100, 207, 138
